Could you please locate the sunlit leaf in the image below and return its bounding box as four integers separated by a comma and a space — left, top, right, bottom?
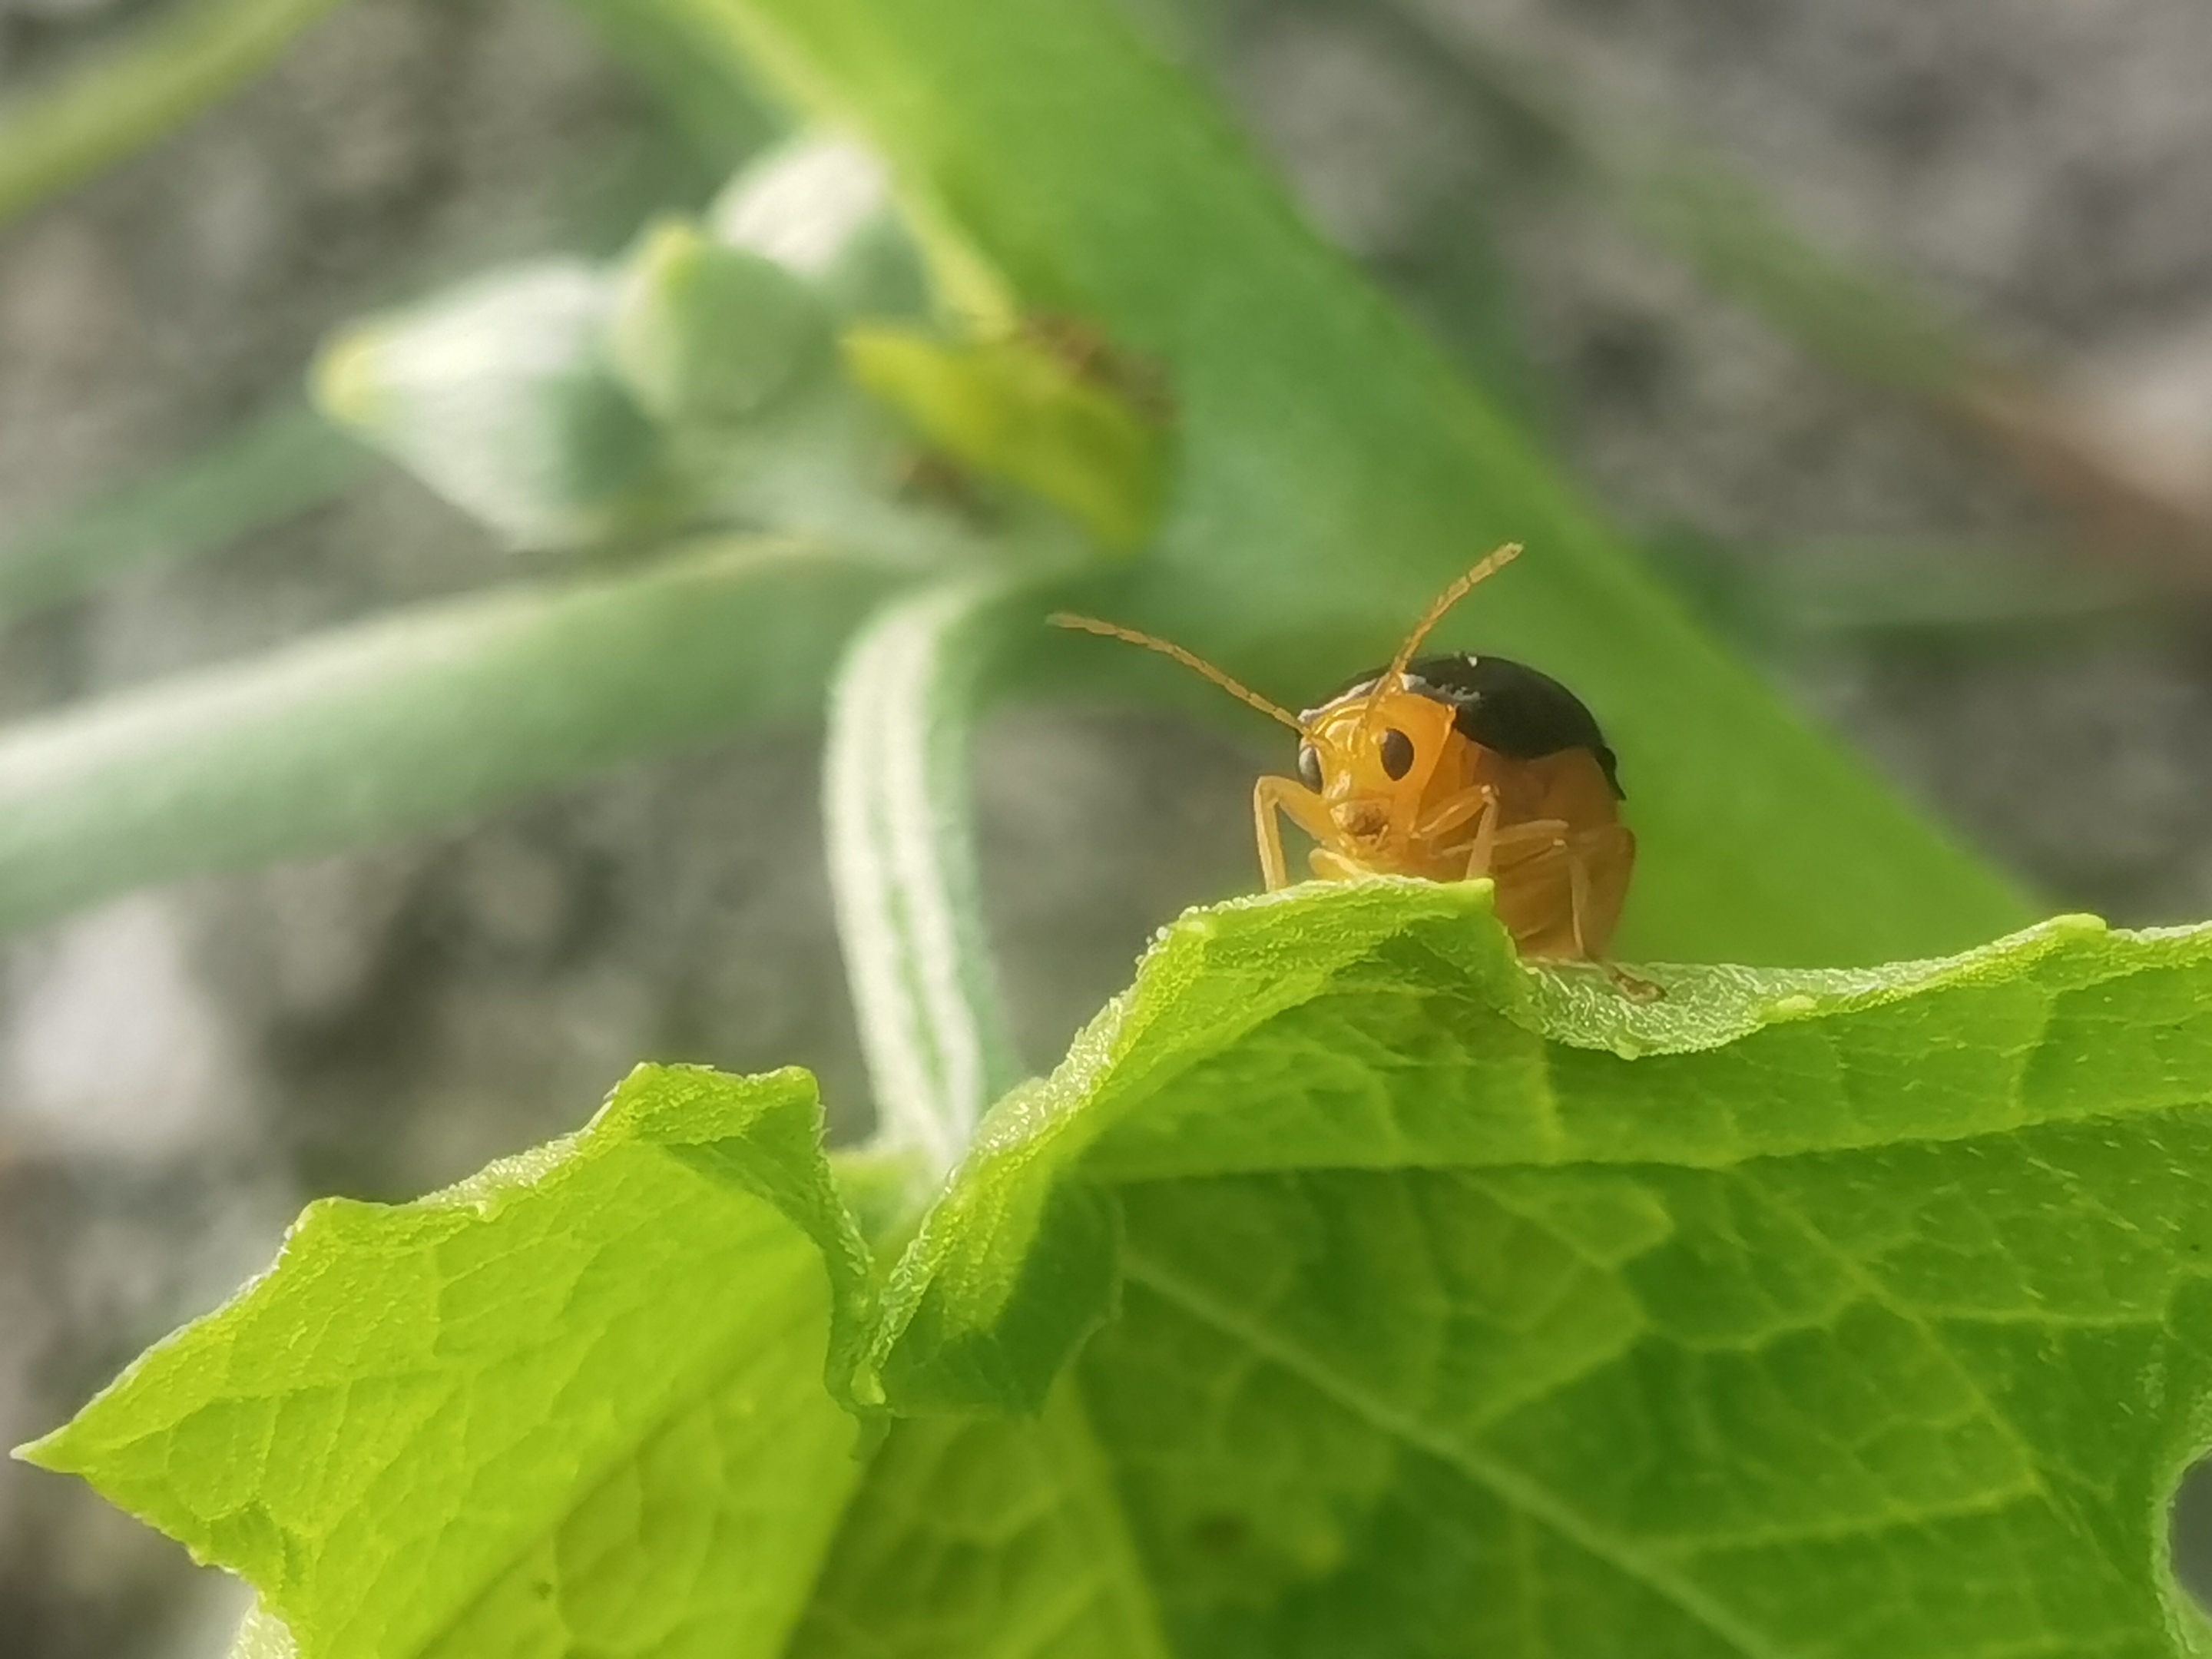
22, 1065, 873, 1659
32, 883, 2212, 1657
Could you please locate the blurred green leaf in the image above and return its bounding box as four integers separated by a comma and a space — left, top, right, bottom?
0, 0, 341, 227
1752, 538, 2160, 642
1371, 0, 1975, 398
1631, 163, 1974, 397
611, 217, 832, 426
558, 0, 780, 172
1373, 0, 2212, 566
707, 137, 929, 320
843, 325, 1169, 548
825, 579, 1024, 1176
0, 537, 891, 934
0, 402, 367, 624
314, 261, 686, 550
696, 0, 2028, 969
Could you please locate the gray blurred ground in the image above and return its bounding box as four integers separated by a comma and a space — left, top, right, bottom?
3, 0, 2211, 1651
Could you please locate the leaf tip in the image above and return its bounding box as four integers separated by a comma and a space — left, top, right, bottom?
10, 1424, 75, 1474
309, 326, 382, 431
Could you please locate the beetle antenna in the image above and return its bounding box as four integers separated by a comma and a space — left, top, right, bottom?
1050, 614, 1310, 736
1374, 541, 1522, 707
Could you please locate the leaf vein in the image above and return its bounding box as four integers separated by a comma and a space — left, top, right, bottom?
1121, 1248, 1786, 1659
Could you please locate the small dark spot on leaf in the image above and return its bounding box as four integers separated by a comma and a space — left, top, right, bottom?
1190, 1514, 1247, 1555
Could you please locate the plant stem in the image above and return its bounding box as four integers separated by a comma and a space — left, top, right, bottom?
0, 403, 367, 625
0, 536, 889, 935
824, 577, 1024, 1174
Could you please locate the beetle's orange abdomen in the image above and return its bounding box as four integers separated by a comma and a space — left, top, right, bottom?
1477, 745, 1634, 959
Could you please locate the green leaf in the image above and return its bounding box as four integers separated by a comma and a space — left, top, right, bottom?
31, 883, 2212, 1656
790, 1382, 1174, 1658
0, 538, 891, 935
558, 0, 780, 171
315, 261, 686, 549
21, 1064, 874, 1659
685, 0, 2029, 967
857, 882, 2212, 1656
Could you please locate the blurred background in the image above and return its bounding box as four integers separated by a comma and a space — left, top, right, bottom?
5, 0, 2212, 1652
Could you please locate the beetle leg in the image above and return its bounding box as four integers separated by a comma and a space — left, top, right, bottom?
1479, 819, 1572, 862
1447, 810, 1574, 879
1559, 842, 1661, 994
1410, 786, 1496, 875
1252, 774, 1336, 891
1476, 820, 1578, 955
1462, 800, 1498, 879
1252, 776, 1290, 890
1570, 824, 1654, 992
1605, 962, 1665, 1000
1416, 784, 1495, 843
1568, 846, 1592, 958
1310, 846, 1367, 880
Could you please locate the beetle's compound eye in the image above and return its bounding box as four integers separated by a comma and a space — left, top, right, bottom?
1380, 728, 1415, 780
1296, 742, 1323, 791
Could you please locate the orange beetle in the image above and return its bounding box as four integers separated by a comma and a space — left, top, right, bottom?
1054, 543, 1636, 960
